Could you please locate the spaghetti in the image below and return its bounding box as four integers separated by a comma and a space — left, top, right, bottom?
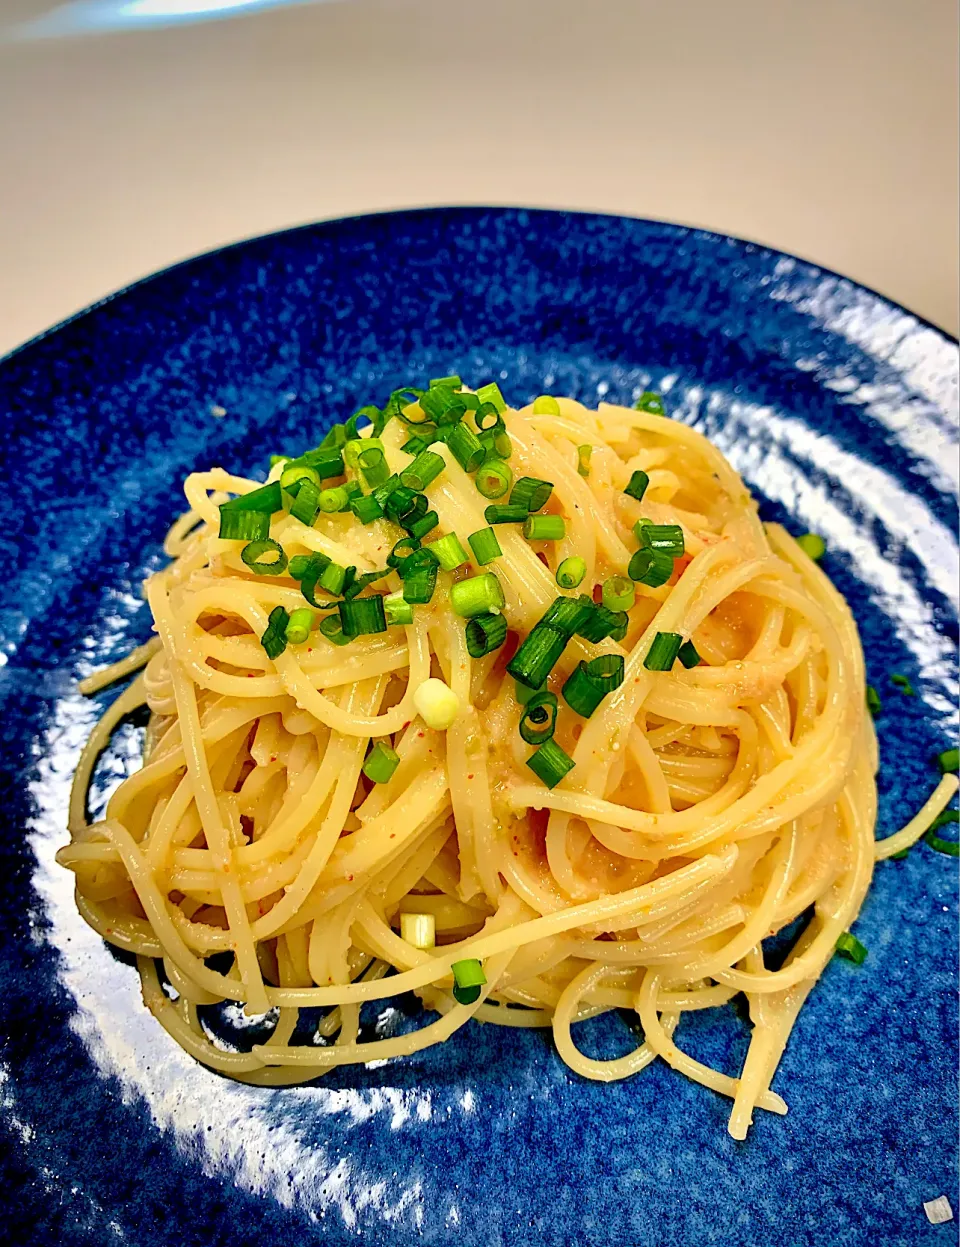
58, 387, 958, 1135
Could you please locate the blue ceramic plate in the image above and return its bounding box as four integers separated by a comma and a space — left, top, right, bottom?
0, 209, 957, 1247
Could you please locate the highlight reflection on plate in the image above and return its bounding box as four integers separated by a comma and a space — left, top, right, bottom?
0, 209, 956, 1247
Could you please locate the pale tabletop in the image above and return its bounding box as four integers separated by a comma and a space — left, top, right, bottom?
1, 0, 957, 359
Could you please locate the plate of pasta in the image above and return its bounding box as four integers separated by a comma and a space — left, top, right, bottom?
0, 209, 956, 1247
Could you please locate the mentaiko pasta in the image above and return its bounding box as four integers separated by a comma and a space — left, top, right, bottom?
58, 384, 957, 1138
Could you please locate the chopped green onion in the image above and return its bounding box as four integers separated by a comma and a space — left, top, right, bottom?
451, 957, 487, 1005
542, 595, 595, 637
400, 450, 445, 492
938, 748, 959, 774
372, 474, 402, 508
429, 374, 462, 390
628, 546, 674, 587
467, 527, 502, 565
384, 485, 418, 523
319, 561, 349, 596
796, 532, 826, 561
343, 436, 380, 470
890, 673, 915, 696
300, 446, 346, 479
318, 613, 351, 646
339, 595, 387, 638
400, 912, 436, 949
218, 508, 271, 541
677, 640, 702, 669
345, 406, 380, 440
465, 611, 508, 659
222, 481, 283, 514
289, 480, 321, 526
510, 476, 554, 513
532, 395, 561, 415
427, 533, 469, 571
577, 445, 592, 477
834, 932, 868, 964
484, 503, 528, 525
357, 445, 390, 488
319, 424, 347, 450
385, 387, 426, 426
515, 678, 545, 705
413, 677, 460, 730
363, 742, 400, 784
401, 550, 439, 604
562, 655, 625, 717
634, 391, 666, 415
523, 514, 565, 541
507, 626, 568, 690
402, 434, 433, 456
930, 809, 959, 831
624, 470, 649, 502
924, 809, 959, 856
296, 553, 332, 605
475, 403, 501, 433
260, 606, 289, 659
387, 536, 422, 569
476, 459, 513, 499
575, 600, 627, 644
446, 420, 485, 473
280, 463, 321, 493
407, 510, 439, 541
344, 569, 391, 600
241, 538, 288, 576
419, 386, 464, 425
556, 557, 587, 589
350, 494, 384, 524
519, 691, 558, 744
636, 520, 685, 557
526, 738, 575, 789
450, 573, 505, 618
866, 685, 882, 718
284, 607, 316, 646
270, 454, 291, 468
602, 576, 635, 612
475, 382, 506, 414
318, 485, 352, 513
288, 555, 312, 581
644, 631, 683, 671
384, 591, 414, 626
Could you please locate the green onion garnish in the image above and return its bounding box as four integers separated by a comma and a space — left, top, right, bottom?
474, 382, 506, 415
290, 480, 322, 526
577, 444, 592, 477
575, 600, 627, 644
219, 508, 270, 541
407, 510, 440, 541
601, 576, 635, 612
628, 547, 674, 587
446, 421, 485, 473
344, 406, 380, 441
343, 436, 379, 470
938, 748, 959, 774
288, 555, 311, 581
300, 446, 346, 479
451, 957, 487, 1005
866, 685, 882, 717
465, 611, 508, 658
384, 485, 419, 525
318, 485, 352, 514
350, 494, 384, 524
475, 459, 513, 499
357, 445, 390, 488
677, 640, 702, 669
624, 470, 649, 502
363, 742, 400, 784
467, 527, 502, 565
834, 932, 868, 964
634, 391, 666, 415
400, 549, 440, 605
450, 572, 505, 618
556, 557, 586, 589
400, 450, 445, 492
319, 561, 349, 596
509, 476, 554, 513
796, 532, 826, 561
296, 553, 333, 606
925, 809, 959, 856
427, 533, 469, 571
519, 691, 559, 744
241, 538, 288, 576
561, 654, 625, 718
284, 607, 316, 645
890, 674, 915, 696
542, 595, 595, 636
523, 514, 565, 541
515, 678, 545, 705
372, 474, 402, 508
339, 595, 387, 638
387, 536, 421, 569
532, 395, 560, 415
507, 626, 568, 690
260, 606, 290, 659
402, 434, 433, 456
319, 424, 347, 450
484, 503, 528, 525
344, 569, 391, 600
218, 480, 282, 533
420, 386, 464, 425
429, 374, 462, 390
636, 520, 685, 557
384, 591, 414, 627
318, 613, 351, 646
280, 462, 320, 493
644, 631, 683, 671
525, 738, 575, 789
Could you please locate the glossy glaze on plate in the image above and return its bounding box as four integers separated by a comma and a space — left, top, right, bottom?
0, 209, 957, 1247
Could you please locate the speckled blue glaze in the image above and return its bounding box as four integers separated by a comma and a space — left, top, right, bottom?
0, 209, 957, 1247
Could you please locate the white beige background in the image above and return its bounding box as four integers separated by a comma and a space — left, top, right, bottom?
0, 0, 957, 358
